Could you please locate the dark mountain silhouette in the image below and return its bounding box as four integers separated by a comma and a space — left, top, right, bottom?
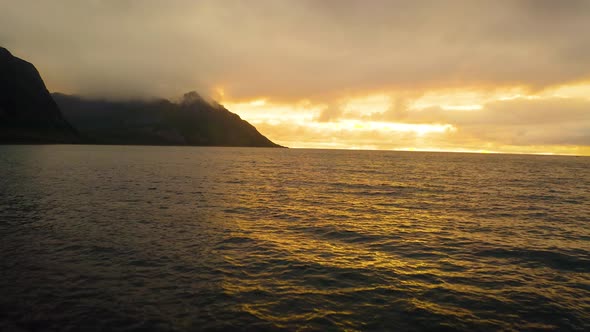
53, 92, 283, 147
0, 46, 281, 147
0, 47, 79, 143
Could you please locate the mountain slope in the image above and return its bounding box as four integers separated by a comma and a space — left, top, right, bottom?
0, 47, 79, 143
54, 92, 283, 147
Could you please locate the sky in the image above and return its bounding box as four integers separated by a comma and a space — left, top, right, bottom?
1, 0, 589, 155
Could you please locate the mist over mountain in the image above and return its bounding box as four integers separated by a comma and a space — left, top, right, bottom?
0, 47, 79, 143
54, 92, 282, 147
0, 46, 281, 147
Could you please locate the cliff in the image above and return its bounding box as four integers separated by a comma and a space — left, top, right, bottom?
0, 47, 79, 143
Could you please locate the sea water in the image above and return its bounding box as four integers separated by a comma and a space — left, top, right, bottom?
1, 145, 589, 331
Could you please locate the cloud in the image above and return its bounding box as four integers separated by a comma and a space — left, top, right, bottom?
1, 0, 590, 100
459, 98, 590, 146
244, 96, 590, 151
365, 97, 590, 145
2, 0, 589, 153
317, 104, 343, 122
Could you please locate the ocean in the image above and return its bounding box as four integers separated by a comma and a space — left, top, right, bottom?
1, 145, 589, 331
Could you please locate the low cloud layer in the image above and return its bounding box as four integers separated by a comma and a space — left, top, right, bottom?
368, 97, 590, 145
2, 0, 590, 100
225, 94, 590, 153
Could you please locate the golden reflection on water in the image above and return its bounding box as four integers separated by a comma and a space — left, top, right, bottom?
2, 146, 588, 331
219, 215, 486, 327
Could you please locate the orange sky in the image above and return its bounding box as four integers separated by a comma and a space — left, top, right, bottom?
219, 84, 590, 155
1, 0, 589, 155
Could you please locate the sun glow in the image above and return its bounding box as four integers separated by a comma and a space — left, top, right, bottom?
306, 120, 455, 136
216, 83, 590, 155
440, 105, 483, 111
221, 99, 322, 124
249, 99, 267, 107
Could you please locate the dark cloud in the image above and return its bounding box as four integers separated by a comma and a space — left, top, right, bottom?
1, 0, 590, 100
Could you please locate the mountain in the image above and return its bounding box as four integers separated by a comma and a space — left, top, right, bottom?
53, 92, 283, 147
0, 46, 280, 147
0, 47, 79, 143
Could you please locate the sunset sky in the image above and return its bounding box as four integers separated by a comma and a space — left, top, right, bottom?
1, 0, 589, 155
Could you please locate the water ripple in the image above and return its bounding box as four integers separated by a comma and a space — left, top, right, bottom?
1, 146, 589, 331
